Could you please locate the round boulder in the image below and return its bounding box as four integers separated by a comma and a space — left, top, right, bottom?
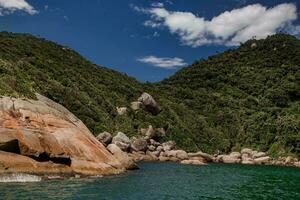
131, 138, 148, 152
112, 132, 131, 152
162, 141, 176, 151
138, 92, 162, 115
96, 131, 112, 146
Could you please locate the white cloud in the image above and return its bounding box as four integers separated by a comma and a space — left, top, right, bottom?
0, 0, 38, 15
144, 20, 161, 28
151, 2, 164, 8
136, 3, 299, 47
137, 56, 187, 69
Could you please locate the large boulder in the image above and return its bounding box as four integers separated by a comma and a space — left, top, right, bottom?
148, 145, 156, 151
131, 138, 148, 152
253, 152, 266, 159
165, 150, 188, 160
112, 132, 131, 152
254, 156, 271, 165
188, 151, 213, 162
140, 125, 156, 139
229, 152, 241, 159
241, 148, 253, 155
96, 131, 112, 146
149, 139, 161, 147
0, 94, 123, 175
221, 155, 241, 164
162, 141, 176, 151
175, 150, 189, 160
137, 93, 162, 115
107, 144, 138, 170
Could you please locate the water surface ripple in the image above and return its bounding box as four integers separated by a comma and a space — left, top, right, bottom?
0, 162, 299, 200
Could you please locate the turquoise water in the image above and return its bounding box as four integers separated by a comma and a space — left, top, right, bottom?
0, 162, 300, 200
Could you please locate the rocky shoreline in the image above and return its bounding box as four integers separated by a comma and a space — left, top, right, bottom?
103, 92, 300, 169
0, 92, 298, 180
97, 129, 300, 169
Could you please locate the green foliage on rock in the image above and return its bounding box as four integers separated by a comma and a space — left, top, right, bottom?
0, 32, 298, 157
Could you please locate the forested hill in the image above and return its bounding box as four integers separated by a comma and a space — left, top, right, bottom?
159, 34, 300, 156
0, 32, 299, 157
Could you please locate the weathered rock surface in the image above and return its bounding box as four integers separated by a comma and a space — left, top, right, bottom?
0, 94, 123, 175
162, 141, 176, 151
188, 151, 213, 162
241, 148, 253, 155
112, 132, 131, 152
254, 156, 271, 164
131, 138, 148, 152
137, 93, 162, 115
107, 144, 138, 170
96, 131, 112, 146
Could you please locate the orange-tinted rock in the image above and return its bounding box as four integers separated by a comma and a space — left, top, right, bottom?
0, 94, 124, 175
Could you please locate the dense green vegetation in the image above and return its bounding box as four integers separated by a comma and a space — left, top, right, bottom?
0, 32, 299, 157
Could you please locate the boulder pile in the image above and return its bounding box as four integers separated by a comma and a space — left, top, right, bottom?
96, 129, 206, 166
97, 130, 300, 168
214, 148, 300, 167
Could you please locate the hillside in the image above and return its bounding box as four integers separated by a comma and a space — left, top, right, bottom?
0, 32, 299, 157
159, 34, 300, 156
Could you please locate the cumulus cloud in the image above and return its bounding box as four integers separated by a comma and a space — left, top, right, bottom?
135, 3, 299, 47
137, 56, 187, 69
0, 0, 38, 15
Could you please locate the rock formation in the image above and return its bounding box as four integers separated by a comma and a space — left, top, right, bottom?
112, 132, 131, 152
0, 94, 126, 175
96, 132, 112, 146
136, 93, 162, 115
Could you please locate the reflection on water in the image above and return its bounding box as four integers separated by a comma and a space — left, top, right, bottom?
0, 162, 299, 200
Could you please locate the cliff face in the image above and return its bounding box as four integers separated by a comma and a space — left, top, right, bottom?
0, 94, 124, 175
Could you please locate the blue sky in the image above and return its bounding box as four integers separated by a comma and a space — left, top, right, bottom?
0, 0, 299, 82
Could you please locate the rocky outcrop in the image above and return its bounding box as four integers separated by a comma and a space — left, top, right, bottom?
112, 132, 131, 152
107, 144, 138, 170
131, 138, 148, 152
162, 141, 176, 151
0, 94, 125, 175
96, 131, 112, 146
137, 93, 162, 115
210, 148, 299, 167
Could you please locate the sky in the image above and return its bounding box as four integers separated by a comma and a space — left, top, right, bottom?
0, 0, 299, 82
